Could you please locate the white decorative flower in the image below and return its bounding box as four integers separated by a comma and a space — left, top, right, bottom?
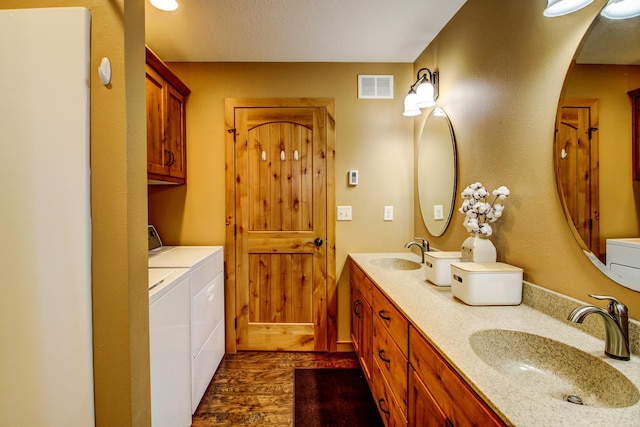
492, 186, 510, 200
459, 182, 510, 235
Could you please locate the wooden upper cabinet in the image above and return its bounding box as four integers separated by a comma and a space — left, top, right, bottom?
146, 46, 190, 184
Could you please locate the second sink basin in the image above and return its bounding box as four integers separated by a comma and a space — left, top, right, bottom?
369, 257, 421, 270
469, 329, 639, 408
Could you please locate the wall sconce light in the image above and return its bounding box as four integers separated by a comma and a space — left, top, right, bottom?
403, 68, 439, 117
543, 0, 593, 17
151, 0, 179, 12
601, 0, 640, 19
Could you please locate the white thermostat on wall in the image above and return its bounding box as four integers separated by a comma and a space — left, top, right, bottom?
348, 170, 359, 186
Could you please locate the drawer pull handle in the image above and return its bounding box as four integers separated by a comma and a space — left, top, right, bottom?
353, 300, 362, 318
378, 310, 391, 321
378, 349, 391, 364
377, 398, 391, 415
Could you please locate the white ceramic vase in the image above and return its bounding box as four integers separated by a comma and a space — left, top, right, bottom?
461, 234, 497, 263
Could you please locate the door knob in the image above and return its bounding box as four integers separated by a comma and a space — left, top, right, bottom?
308, 238, 323, 247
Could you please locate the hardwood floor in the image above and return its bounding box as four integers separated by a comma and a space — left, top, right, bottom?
192, 351, 360, 426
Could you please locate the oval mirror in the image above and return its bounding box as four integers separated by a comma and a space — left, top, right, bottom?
418, 108, 458, 237
554, 11, 640, 291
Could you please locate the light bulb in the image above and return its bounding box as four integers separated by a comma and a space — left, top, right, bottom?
543, 0, 593, 17
601, 0, 640, 19
415, 81, 435, 108
403, 92, 421, 117
151, 0, 178, 12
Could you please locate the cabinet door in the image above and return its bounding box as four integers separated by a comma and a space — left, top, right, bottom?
146, 65, 167, 176
351, 286, 363, 355
409, 368, 449, 427
166, 84, 186, 180
409, 327, 505, 427
360, 296, 373, 381
351, 284, 373, 381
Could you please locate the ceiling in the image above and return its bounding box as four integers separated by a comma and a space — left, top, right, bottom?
144, 0, 467, 63
576, 14, 640, 65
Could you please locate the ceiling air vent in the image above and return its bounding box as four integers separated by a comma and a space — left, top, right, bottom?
358, 75, 394, 99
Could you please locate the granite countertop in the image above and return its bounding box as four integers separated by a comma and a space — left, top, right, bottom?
349, 252, 640, 427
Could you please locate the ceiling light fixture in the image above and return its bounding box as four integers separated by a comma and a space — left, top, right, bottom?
151, 0, 178, 12
402, 68, 439, 117
543, 0, 593, 16
601, 0, 640, 19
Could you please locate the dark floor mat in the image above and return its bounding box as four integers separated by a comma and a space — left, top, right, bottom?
294, 368, 384, 427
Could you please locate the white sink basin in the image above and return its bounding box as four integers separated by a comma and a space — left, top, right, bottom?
469, 329, 639, 408
369, 257, 421, 270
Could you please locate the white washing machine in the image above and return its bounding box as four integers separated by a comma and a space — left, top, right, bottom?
148, 226, 225, 413
149, 267, 191, 427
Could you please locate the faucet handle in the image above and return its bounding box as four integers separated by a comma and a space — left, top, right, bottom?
589, 294, 628, 317
414, 237, 430, 251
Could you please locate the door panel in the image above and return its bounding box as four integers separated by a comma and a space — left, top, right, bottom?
555, 99, 600, 258
235, 106, 328, 351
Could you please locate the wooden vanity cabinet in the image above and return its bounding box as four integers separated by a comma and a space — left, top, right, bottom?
350, 262, 373, 381
409, 327, 505, 427
349, 259, 506, 427
146, 46, 191, 184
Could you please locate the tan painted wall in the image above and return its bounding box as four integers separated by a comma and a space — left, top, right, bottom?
412, 0, 640, 316
148, 62, 415, 344
2, 1, 150, 426
563, 64, 640, 242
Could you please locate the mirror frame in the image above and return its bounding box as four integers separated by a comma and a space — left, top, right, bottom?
418, 108, 458, 237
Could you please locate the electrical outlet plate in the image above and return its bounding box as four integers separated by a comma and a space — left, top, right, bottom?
434, 205, 444, 220
384, 206, 393, 221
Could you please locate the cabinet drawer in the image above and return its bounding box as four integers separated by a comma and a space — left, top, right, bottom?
372, 286, 408, 356
373, 316, 408, 414
372, 358, 408, 427
350, 260, 372, 305
409, 327, 505, 427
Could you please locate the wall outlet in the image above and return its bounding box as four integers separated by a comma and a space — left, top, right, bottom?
337, 206, 352, 221
384, 206, 393, 221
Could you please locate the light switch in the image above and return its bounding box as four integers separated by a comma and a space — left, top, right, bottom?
434, 205, 444, 220
337, 206, 352, 221
384, 206, 393, 221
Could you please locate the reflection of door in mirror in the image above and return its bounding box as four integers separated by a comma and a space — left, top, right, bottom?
554, 99, 600, 259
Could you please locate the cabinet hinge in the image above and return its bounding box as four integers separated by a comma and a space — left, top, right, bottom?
234, 224, 237, 236
234, 317, 237, 330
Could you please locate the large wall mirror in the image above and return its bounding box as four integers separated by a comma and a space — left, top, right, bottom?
418, 108, 457, 237
554, 10, 640, 291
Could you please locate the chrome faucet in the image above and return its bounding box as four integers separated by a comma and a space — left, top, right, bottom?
405, 238, 430, 263
567, 294, 630, 361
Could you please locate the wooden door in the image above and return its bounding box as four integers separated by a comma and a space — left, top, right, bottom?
554, 99, 600, 259
228, 99, 335, 351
